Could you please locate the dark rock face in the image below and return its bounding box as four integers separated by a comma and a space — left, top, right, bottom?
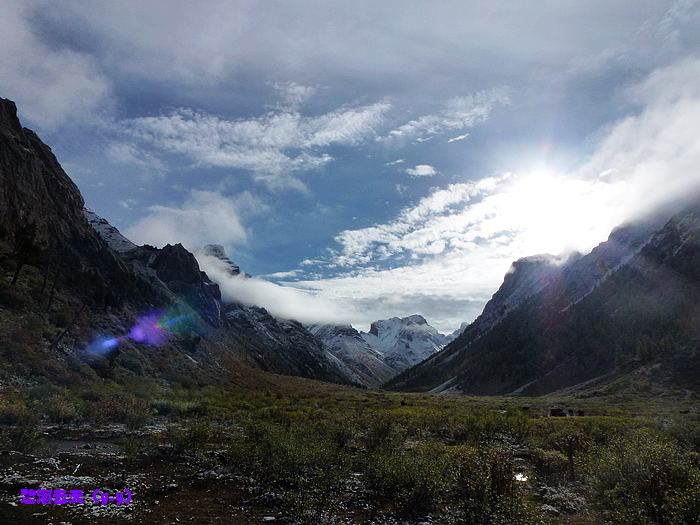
0, 98, 155, 307
150, 244, 222, 326
152, 244, 207, 285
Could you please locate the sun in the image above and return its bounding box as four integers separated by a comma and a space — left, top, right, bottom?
504, 169, 615, 257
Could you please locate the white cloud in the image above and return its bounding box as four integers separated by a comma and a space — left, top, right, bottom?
406, 164, 438, 177
263, 270, 302, 279
106, 142, 166, 177
0, 1, 111, 129
385, 159, 405, 166
123, 102, 390, 190
196, 253, 352, 325
447, 133, 470, 143
383, 88, 510, 143
288, 57, 700, 332
125, 190, 247, 250
38, 2, 694, 100
575, 56, 700, 217
272, 81, 317, 109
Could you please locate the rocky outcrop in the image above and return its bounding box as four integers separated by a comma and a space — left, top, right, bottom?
150, 244, 222, 326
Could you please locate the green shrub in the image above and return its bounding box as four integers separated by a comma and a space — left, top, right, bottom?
589, 429, 700, 524
151, 398, 203, 418
450, 444, 541, 525
0, 398, 30, 424
365, 442, 451, 516
363, 415, 407, 452
530, 447, 569, 484
167, 419, 213, 455
224, 422, 352, 523
44, 394, 81, 424
74, 392, 152, 428
451, 409, 532, 445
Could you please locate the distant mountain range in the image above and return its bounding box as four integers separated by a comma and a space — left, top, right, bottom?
309, 315, 461, 387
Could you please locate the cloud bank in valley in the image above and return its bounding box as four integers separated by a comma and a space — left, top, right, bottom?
196, 252, 353, 326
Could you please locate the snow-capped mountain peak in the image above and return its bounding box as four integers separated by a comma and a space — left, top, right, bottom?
361, 315, 447, 372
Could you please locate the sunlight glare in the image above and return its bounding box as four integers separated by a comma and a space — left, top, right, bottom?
503, 169, 618, 257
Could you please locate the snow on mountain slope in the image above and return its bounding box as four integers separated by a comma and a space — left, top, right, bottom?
308, 324, 397, 387
360, 315, 447, 372
224, 303, 356, 385
84, 209, 137, 252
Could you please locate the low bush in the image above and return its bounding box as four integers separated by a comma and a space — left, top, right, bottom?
0, 397, 31, 425
450, 444, 541, 525
450, 409, 532, 445
224, 422, 352, 523
363, 415, 407, 452
166, 419, 214, 456
365, 442, 452, 517
530, 447, 570, 484
589, 429, 700, 524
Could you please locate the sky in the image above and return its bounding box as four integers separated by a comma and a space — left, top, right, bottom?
2, 0, 700, 332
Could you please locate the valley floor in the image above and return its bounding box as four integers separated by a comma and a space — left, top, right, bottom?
0, 378, 698, 524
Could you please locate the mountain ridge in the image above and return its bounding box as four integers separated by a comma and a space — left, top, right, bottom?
387, 205, 700, 397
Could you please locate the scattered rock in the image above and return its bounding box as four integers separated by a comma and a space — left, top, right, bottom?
539, 485, 588, 514
541, 504, 560, 516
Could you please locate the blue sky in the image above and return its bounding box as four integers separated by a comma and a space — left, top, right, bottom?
2, 1, 700, 331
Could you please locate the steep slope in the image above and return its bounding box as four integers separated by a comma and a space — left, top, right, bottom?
308, 324, 397, 387
445, 322, 468, 344
388, 210, 697, 396
226, 307, 355, 385
0, 98, 160, 309
190, 244, 357, 384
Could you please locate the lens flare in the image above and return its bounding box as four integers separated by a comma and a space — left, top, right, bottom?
86, 336, 122, 356
130, 312, 169, 346
85, 308, 195, 357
